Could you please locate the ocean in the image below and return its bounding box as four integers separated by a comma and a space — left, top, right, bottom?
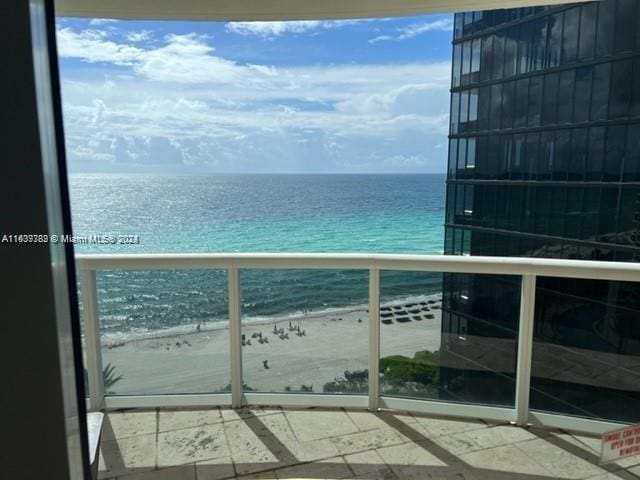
70, 174, 446, 337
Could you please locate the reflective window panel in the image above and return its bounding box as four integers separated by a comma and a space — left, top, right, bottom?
97, 269, 229, 395
380, 270, 521, 407
530, 277, 640, 423
240, 269, 369, 395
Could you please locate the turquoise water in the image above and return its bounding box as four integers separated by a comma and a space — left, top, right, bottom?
70, 174, 445, 336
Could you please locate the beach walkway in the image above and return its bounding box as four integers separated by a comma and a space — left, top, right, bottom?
97, 406, 638, 479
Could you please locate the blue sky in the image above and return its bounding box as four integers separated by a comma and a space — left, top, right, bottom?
56, 15, 453, 173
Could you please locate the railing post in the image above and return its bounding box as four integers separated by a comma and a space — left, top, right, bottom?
368, 268, 380, 411
228, 267, 243, 408
515, 274, 536, 426
81, 268, 104, 411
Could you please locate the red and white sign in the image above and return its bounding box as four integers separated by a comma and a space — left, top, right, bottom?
601, 423, 640, 463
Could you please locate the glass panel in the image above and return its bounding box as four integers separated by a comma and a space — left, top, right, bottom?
581, 188, 600, 240
549, 187, 566, 237
454, 13, 463, 40
614, 0, 637, 53
492, 31, 505, 79
469, 88, 478, 123
98, 269, 229, 395
624, 124, 640, 181
632, 58, 640, 118
525, 132, 540, 180
527, 76, 543, 127
541, 73, 559, 126
591, 63, 610, 120
450, 92, 460, 135
448, 139, 458, 179
471, 37, 481, 74
500, 81, 515, 129
489, 83, 502, 130
569, 128, 587, 181
458, 138, 468, 176
573, 67, 592, 123
578, 3, 597, 60
514, 78, 529, 128
604, 125, 626, 181
609, 59, 632, 119
546, 12, 563, 68
557, 70, 575, 124
504, 26, 518, 77
460, 89, 469, 125
480, 35, 493, 82
531, 17, 547, 71
379, 271, 443, 400
452, 43, 462, 88
380, 271, 521, 408
477, 85, 490, 131
554, 129, 571, 181
596, 0, 615, 57
467, 137, 477, 169
587, 126, 605, 181
461, 40, 471, 86
562, 7, 580, 64
530, 278, 640, 423
241, 269, 369, 394
565, 188, 583, 238
518, 21, 532, 74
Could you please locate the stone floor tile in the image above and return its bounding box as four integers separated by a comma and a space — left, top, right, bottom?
410, 414, 486, 438
330, 428, 408, 455
344, 449, 389, 476
234, 471, 278, 479
433, 425, 537, 456
515, 437, 607, 479
104, 410, 157, 440
99, 432, 157, 478
275, 456, 352, 479
220, 407, 282, 422
195, 455, 236, 480
284, 409, 359, 442
375, 440, 469, 479
158, 408, 222, 433
157, 424, 229, 467
459, 444, 551, 478
223, 418, 283, 476
119, 465, 196, 480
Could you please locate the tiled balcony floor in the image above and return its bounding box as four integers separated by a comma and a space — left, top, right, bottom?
98, 407, 640, 480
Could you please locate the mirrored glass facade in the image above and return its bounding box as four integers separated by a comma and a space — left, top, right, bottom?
444, 0, 640, 422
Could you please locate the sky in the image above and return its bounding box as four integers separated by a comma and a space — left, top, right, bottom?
55, 15, 453, 174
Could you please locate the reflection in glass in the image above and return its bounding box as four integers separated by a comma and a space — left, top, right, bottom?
530, 278, 640, 423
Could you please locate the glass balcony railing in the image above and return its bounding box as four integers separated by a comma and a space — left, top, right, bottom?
76, 253, 640, 434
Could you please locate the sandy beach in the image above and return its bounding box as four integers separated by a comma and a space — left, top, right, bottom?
98, 294, 443, 395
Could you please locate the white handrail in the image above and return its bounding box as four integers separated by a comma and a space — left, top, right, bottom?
76, 252, 639, 433
76, 253, 640, 283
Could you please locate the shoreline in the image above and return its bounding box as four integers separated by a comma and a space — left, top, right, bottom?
98, 293, 444, 395
99, 292, 442, 346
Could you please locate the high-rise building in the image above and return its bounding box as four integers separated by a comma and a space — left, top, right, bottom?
442, 0, 640, 423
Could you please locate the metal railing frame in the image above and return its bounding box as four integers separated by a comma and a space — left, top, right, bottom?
77, 253, 640, 435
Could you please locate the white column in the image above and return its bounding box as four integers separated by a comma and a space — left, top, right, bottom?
228, 267, 243, 408
81, 269, 104, 411
515, 274, 536, 426
368, 268, 380, 411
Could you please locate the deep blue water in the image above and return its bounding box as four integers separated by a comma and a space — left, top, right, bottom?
70, 174, 446, 336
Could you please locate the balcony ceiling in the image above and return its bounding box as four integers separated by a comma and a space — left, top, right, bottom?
55, 0, 591, 21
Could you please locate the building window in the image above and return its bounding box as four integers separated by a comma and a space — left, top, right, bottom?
578, 3, 597, 60
596, 0, 615, 57
561, 7, 580, 64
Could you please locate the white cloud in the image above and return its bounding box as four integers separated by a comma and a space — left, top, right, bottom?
369, 17, 453, 43
125, 30, 152, 42
57, 25, 451, 172
225, 19, 363, 38
88, 18, 119, 26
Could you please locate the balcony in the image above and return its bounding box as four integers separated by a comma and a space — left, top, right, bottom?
77, 253, 640, 479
